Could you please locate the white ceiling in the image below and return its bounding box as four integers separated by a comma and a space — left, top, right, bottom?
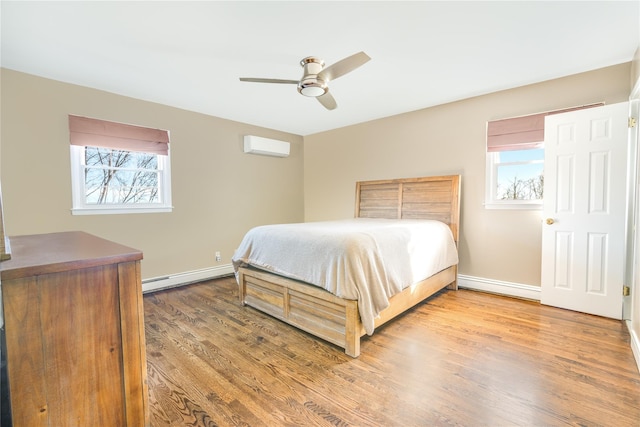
2, 1, 639, 136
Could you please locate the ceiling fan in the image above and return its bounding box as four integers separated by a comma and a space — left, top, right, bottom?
239, 51, 370, 110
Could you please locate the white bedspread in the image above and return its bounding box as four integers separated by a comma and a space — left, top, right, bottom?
232, 218, 458, 335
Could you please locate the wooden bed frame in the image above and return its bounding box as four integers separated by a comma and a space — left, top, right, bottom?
237, 175, 461, 357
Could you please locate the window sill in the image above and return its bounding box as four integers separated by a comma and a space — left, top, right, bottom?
71, 206, 173, 215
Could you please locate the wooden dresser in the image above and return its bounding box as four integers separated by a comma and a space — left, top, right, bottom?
0, 231, 148, 426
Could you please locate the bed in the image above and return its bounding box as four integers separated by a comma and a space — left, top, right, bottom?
232, 175, 461, 357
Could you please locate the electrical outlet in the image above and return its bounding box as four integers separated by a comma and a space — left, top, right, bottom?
215, 251, 221, 262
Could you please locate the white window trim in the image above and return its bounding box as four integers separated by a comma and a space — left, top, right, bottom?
70, 145, 173, 215
484, 152, 543, 210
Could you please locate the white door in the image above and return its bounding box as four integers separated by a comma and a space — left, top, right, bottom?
541, 102, 629, 319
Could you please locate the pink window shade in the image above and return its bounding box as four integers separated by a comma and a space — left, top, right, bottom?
487, 103, 603, 152
69, 115, 170, 155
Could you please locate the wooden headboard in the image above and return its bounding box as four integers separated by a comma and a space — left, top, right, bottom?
355, 175, 461, 243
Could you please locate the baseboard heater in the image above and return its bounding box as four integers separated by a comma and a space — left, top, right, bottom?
142, 264, 234, 293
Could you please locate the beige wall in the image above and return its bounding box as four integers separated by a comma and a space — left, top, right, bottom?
0, 68, 304, 280
304, 63, 632, 286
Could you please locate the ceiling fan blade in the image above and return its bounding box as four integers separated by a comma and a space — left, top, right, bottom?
239, 77, 298, 84
318, 51, 370, 82
317, 92, 337, 110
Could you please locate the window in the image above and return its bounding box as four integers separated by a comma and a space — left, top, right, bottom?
486, 147, 544, 209
69, 115, 172, 215
485, 103, 602, 210
485, 112, 545, 209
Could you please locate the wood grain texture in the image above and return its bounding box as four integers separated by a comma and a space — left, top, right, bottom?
355, 175, 461, 242
1, 232, 148, 426
146, 277, 640, 427
1, 277, 48, 426
119, 260, 150, 427
40, 266, 125, 425
0, 231, 142, 281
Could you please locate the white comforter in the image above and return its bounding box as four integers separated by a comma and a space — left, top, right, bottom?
232, 218, 458, 335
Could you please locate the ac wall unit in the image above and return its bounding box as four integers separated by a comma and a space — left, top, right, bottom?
243, 135, 290, 157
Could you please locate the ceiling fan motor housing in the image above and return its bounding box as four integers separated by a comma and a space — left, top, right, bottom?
297, 57, 328, 97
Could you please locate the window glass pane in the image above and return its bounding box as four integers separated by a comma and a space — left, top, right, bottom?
84, 149, 160, 205
498, 148, 544, 163
496, 163, 544, 200
85, 146, 157, 170
84, 169, 159, 204
85, 168, 108, 200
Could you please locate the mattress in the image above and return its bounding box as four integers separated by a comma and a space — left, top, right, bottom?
232, 218, 458, 334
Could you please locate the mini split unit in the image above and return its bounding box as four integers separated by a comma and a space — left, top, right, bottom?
243, 135, 290, 157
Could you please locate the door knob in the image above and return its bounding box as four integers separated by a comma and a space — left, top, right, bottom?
546, 218, 555, 225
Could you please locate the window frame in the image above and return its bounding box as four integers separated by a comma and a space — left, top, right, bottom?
70, 144, 173, 215
485, 148, 544, 210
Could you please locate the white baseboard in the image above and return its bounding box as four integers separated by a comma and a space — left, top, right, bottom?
142, 264, 234, 293
627, 320, 640, 374
457, 274, 541, 301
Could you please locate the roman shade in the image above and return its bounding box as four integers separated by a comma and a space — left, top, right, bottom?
69, 115, 170, 156
486, 103, 604, 152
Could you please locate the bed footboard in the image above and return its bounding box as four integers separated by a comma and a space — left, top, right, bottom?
238, 267, 362, 357
237, 265, 457, 357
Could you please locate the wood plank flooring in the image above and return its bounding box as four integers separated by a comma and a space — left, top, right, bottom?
144, 276, 640, 427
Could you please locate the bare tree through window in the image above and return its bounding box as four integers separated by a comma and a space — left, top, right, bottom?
85, 147, 159, 204
487, 147, 544, 206
498, 174, 544, 200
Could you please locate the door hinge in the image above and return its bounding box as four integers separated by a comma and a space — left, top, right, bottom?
623, 285, 630, 297
630, 117, 637, 128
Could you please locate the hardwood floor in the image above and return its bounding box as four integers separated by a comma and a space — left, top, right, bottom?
144, 277, 640, 427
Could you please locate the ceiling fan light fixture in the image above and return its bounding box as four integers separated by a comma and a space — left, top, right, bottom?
240, 52, 370, 109
298, 79, 328, 97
